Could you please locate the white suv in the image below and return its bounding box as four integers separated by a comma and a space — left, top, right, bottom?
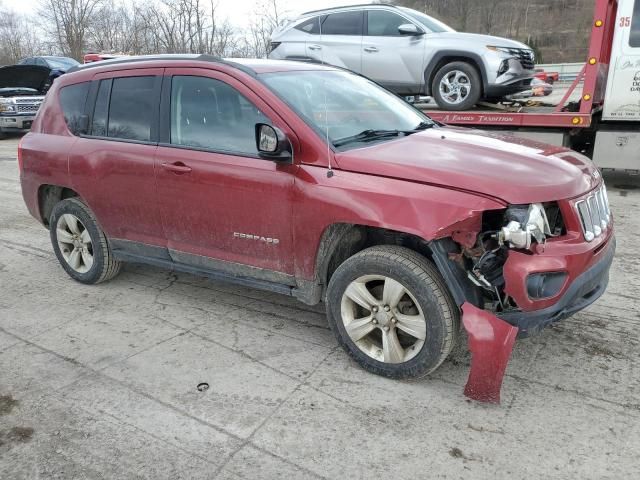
269, 4, 536, 110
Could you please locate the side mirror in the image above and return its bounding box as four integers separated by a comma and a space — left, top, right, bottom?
255, 123, 293, 163
398, 24, 424, 36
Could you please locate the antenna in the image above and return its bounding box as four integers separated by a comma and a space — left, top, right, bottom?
319, 16, 334, 178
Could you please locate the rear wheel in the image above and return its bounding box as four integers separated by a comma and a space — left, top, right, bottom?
432, 61, 482, 111
50, 198, 121, 284
326, 246, 459, 378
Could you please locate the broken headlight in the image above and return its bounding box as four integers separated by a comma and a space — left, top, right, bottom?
499, 203, 551, 249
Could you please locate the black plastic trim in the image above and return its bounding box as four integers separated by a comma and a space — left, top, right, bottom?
110, 238, 295, 295
114, 250, 294, 296
111, 238, 171, 261
284, 56, 322, 63
484, 79, 533, 97
159, 75, 171, 144
429, 238, 483, 308
169, 248, 296, 286
156, 142, 262, 160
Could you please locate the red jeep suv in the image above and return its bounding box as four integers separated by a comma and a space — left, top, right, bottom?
19, 55, 614, 389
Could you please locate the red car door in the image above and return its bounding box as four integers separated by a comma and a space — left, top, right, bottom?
154, 68, 298, 281
69, 69, 165, 247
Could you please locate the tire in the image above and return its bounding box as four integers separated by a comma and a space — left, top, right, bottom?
0, 128, 6, 140
326, 245, 459, 379
431, 61, 482, 111
49, 197, 121, 284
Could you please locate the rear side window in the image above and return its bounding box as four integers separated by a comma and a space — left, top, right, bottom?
367, 10, 409, 36
295, 16, 320, 34
107, 76, 157, 142
631, 0, 640, 47
59, 82, 90, 135
170, 76, 270, 156
321, 11, 363, 35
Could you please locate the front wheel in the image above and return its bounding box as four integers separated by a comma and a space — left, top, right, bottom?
431, 61, 482, 111
326, 246, 459, 379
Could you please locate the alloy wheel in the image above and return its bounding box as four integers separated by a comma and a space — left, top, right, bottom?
340, 275, 427, 364
439, 70, 471, 105
56, 213, 94, 273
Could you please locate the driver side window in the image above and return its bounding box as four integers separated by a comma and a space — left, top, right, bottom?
366, 10, 411, 36
170, 76, 270, 156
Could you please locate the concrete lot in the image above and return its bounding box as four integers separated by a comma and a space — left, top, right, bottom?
1, 134, 638, 479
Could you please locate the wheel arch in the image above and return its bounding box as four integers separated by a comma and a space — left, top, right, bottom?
38, 184, 80, 228
295, 223, 436, 305
424, 51, 487, 97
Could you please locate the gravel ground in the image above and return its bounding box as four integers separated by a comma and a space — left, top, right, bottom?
1, 133, 638, 479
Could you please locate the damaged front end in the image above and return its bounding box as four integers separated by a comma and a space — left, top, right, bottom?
463, 202, 564, 312
432, 202, 567, 403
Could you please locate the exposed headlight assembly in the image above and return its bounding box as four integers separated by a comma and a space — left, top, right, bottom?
499, 203, 551, 249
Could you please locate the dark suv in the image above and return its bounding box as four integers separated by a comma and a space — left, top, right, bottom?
19, 56, 614, 401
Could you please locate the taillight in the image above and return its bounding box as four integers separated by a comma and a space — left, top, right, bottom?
270, 42, 282, 53
17, 136, 24, 173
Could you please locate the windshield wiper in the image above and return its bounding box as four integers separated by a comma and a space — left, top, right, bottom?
413, 121, 435, 131
333, 123, 435, 148
333, 129, 402, 147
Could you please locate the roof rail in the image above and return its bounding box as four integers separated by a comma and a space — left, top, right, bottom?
301, 3, 397, 15
65, 54, 223, 75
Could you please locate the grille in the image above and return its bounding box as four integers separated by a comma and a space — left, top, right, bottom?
17, 104, 40, 113
15, 97, 40, 104
506, 48, 535, 70
575, 184, 611, 242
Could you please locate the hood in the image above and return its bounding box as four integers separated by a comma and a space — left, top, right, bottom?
431, 32, 530, 50
0, 87, 42, 98
334, 127, 598, 204
0, 65, 51, 92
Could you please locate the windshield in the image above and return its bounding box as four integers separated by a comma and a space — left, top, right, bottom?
261, 70, 434, 149
398, 8, 455, 33
44, 57, 80, 69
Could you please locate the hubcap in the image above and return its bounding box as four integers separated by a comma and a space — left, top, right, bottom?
56, 214, 94, 273
340, 275, 427, 364
439, 70, 471, 105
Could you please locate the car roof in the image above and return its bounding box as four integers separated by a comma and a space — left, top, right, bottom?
301, 3, 396, 15
65, 54, 339, 76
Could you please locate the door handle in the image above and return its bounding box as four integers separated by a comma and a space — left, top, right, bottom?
161, 162, 192, 174
364, 46, 379, 53
308, 44, 322, 51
